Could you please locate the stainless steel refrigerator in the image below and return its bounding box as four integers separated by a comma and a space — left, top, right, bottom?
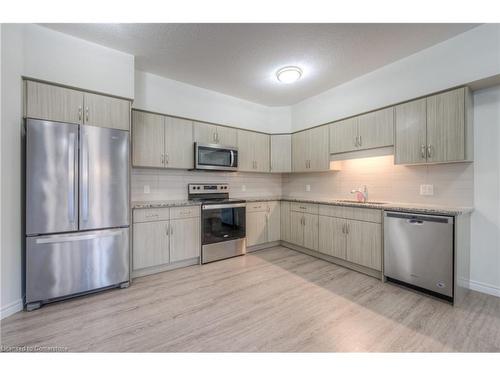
25, 118, 130, 311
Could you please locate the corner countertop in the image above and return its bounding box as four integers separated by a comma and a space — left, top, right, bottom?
133, 197, 473, 216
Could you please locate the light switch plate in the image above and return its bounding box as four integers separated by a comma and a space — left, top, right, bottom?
242, 185, 246, 192
419, 184, 434, 196
143, 185, 150, 194
306, 184, 311, 192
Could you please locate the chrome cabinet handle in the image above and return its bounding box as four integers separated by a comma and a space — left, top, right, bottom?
359, 135, 362, 146
166, 224, 169, 236
346, 223, 350, 234
355, 136, 359, 147
427, 145, 432, 158
78, 106, 82, 122
161, 153, 164, 165
165, 153, 169, 164
85, 107, 89, 123
170, 224, 174, 235
421, 144, 426, 159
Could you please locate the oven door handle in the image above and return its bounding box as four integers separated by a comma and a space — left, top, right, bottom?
202, 203, 246, 210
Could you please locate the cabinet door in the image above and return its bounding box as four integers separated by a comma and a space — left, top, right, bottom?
357, 107, 394, 150
290, 211, 304, 246
132, 111, 165, 168
216, 126, 238, 147
237, 129, 255, 171
254, 132, 270, 172
292, 131, 308, 172
170, 217, 200, 262
329, 117, 358, 154
267, 201, 281, 242
318, 216, 346, 259
307, 125, 330, 171
394, 98, 427, 165
246, 211, 268, 246
133, 221, 169, 270
164, 117, 194, 169
426, 88, 465, 163
346, 220, 382, 271
194, 122, 218, 144
83, 92, 130, 130
303, 213, 319, 251
26, 81, 83, 124
270, 134, 291, 173
280, 201, 291, 243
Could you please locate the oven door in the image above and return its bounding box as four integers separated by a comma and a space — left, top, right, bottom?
202, 203, 246, 244
195, 143, 238, 171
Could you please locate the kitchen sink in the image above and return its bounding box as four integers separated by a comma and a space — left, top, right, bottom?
335, 199, 388, 205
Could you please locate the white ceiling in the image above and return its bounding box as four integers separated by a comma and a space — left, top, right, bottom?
42, 23, 479, 106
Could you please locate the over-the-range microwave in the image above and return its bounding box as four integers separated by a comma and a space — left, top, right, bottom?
194, 143, 238, 171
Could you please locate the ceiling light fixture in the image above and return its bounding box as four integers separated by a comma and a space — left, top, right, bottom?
276, 66, 302, 84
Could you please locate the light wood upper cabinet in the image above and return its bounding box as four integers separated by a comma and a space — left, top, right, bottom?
394, 98, 427, 165
216, 126, 238, 147
357, 107, 394, 150
270, 134, 292, 173
329, 117, 358, 154
194, 122, 237, 147
133, 220, 169, 270
164, 117, 194, 169
395, 87, 472, 165
292, 126, 329, 172
83, 92, 130, 130
280, 201, 291, 243
426, 88, 466, 163
267, 201, 281, 242
132, 111, 165, 168
346, 220, 382, 271
25, 81, 84, 124
169, 217, 200, 263
307, 125, 330, 171
237, 130, 270, 172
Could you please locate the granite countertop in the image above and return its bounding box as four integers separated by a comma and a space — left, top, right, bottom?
133, 197, 472, 216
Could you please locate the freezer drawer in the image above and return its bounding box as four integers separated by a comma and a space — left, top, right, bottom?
384, 212, 454, 298
26, 228, 129, 303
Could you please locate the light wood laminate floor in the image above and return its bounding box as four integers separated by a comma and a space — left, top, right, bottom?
1, 247, 499, 352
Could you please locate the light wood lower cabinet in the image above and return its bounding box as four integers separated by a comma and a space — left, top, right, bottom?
133, 220, 170, 270
318, 216, 347, 259
280, 201, 291, 243
246, 201, 281, 247
133, 206, 200, 274
346, 220, 382, 271
289, 210, 318, 251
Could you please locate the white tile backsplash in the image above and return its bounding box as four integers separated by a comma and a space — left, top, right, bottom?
132, 155, 474, 206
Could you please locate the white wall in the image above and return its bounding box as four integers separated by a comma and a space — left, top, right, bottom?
1, 24, 24, 319
470, 85, 500, 297
23, 24, 135, 99
134, 70, 291, 133
291, 24, 500, 131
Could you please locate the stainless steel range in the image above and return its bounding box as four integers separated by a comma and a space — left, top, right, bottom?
188, 184, 246, 263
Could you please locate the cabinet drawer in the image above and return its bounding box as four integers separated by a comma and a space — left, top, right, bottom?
133, 208, 170, 223
290, 202, 318, 214
246, 201, 268, 212
318, 204, 381, 223
170, 205, 200, 219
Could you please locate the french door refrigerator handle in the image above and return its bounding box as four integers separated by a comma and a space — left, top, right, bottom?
68, 132, 76, 223
82, 131, 89, 222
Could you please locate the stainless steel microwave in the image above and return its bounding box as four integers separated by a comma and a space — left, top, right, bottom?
194, 143, 238, 171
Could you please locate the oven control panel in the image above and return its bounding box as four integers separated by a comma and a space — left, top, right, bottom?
188, 183, 230, 194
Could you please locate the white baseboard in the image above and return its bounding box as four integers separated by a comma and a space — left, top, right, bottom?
1, 299, 23, 320
459, 277, 500, 297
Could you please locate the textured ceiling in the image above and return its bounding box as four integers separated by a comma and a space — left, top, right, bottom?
42, 23, 479, 106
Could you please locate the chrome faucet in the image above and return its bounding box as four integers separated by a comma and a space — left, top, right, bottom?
351, 185, 368, 203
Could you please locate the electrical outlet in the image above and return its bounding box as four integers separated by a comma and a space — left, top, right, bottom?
419, 184, 434, 196
242, 185, 246, 192
143, 185, 150, 194
306, 184, 311, 192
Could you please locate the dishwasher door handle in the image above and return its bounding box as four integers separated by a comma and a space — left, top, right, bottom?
407, 219, 424, 225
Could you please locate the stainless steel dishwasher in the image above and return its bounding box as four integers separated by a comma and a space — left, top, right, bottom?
384, 211, 454, 301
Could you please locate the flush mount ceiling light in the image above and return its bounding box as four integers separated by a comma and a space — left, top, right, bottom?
276, 66, 302, 84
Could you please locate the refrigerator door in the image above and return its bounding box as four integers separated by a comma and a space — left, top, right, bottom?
26, 119, 79, 235
26, 228, 129, 303
80, 125, 129, 230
